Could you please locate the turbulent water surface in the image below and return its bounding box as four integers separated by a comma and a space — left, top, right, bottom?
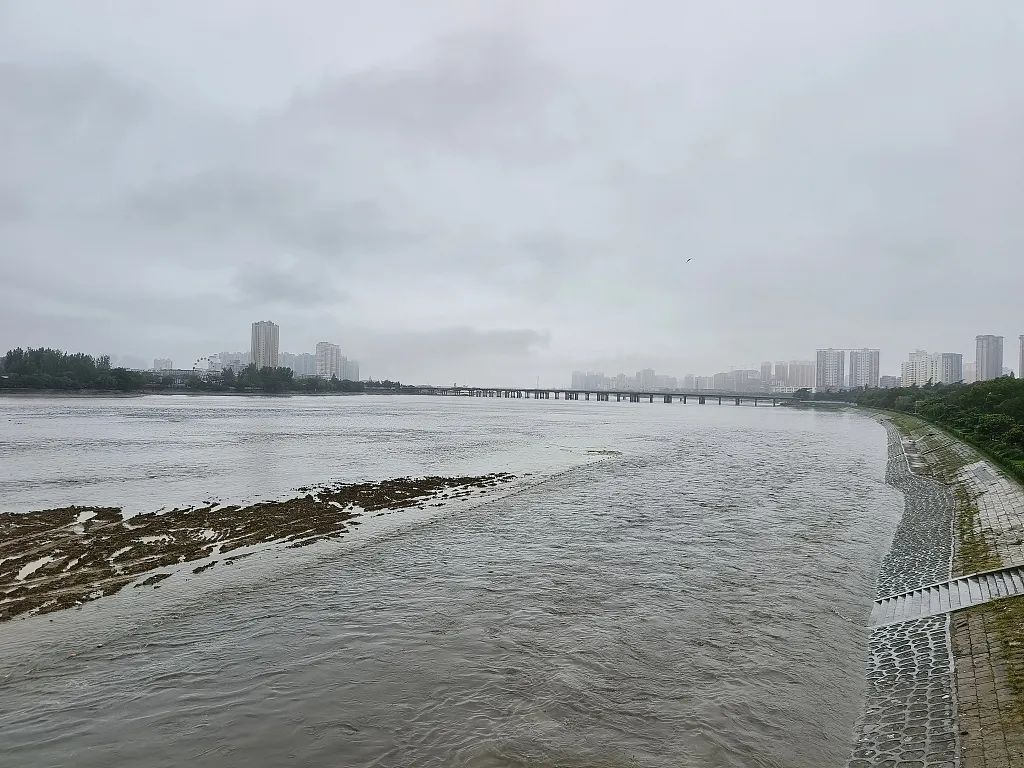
0, 395, 902, 767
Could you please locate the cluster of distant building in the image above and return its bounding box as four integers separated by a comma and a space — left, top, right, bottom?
819, 335, 1018, 392
152, 320, 360, 382
572, 362, 816, 394
571, 334, 1023, 394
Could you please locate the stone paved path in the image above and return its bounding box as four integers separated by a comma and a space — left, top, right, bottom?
849, 615, 959, 768
952, 604, 1024, 768
847, 421, 960, 767
866, 415, 1024, 768
954, 460, 1024, 571
878, 422, 954, 598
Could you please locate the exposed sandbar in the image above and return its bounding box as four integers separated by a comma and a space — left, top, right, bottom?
0, 472, 514, 622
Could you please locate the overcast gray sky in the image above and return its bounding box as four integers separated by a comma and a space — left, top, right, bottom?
1, 2, 1021, 384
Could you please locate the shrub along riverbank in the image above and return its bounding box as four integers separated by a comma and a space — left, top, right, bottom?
0, 347, 409, 395
807, 378, 1024, 483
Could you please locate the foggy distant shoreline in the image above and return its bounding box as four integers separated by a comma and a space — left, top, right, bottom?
0, 388, 375, 398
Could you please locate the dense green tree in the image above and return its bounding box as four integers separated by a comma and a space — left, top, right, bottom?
2, 347, 399, 397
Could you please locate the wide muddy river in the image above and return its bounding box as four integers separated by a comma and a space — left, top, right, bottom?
0, 395, 901, 767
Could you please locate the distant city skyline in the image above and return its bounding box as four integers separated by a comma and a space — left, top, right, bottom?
142, 320, 361, 381
117, 325, 1021, 388
568, 334, 1018, 393
135, 324, 1022, 390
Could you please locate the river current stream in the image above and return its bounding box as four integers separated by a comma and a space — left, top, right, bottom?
0, 395, 902, 767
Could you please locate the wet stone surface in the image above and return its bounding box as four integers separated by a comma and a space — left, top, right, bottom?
847, 421, 958, 767
877, 422, 954, 598
848, 616, 958, 768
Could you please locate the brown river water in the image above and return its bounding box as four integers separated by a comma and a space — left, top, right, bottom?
0, 395, 902, 767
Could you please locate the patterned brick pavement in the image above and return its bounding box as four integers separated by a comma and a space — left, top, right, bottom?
881, 414, 1024, 768
952, 602, 1024, 768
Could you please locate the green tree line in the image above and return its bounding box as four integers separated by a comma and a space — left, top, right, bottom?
0, 348, 148, 391
1, 348, 408, 395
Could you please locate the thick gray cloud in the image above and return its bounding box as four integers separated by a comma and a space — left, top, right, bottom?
1, 1, 1022, 383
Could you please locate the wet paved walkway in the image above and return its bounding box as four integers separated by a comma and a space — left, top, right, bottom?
847, 421, 959, 768
848, 416, 1024, 768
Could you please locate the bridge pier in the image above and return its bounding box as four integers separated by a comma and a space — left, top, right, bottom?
683, 395, 687, 404
772, 398, 777, 406
735, 397, 740, 405
718, 396, 722, 405
664, 395, 672, 403
698, 396, 705, 404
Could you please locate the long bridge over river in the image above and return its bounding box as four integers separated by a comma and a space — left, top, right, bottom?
410, 386, 796, 406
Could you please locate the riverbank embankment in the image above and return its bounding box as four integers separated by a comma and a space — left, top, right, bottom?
850, 412, 1024, 767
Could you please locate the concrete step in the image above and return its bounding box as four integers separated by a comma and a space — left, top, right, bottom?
869, 565, 1024, 627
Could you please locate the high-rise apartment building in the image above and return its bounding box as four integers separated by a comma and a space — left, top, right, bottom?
774, 361, 789, 387
219, 351, 250, 371
636, 368, 656, 390
815, 349, 845, 391
879, 375, 900, 389
316, 341, 342, 379
1019, 335, 1023, 379
341, 358, 360, 382
848, 348, 880, 389
901, 351, 963, 386
789, 360, 815, 388
976, 335, 1004, 381
963, 361, 976, 384
250, 321, 279, 370
760, 361, 773, 386
571, 371, 611, 390
934, 353, 963, 384
901, 350, 930, 387
279, 352, 316, 377
153, 358, 173, 371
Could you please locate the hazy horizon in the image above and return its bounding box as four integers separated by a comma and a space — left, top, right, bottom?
2, 2, 1022, 384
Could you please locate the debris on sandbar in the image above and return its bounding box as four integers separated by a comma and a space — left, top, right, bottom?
0, 473, 514, 622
